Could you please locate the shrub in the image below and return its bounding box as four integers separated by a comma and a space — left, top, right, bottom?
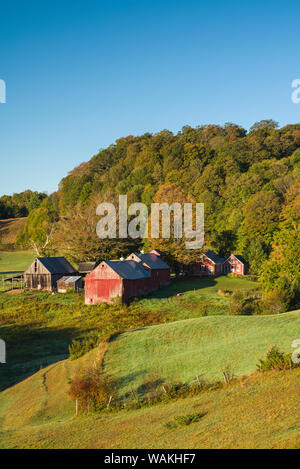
257, 346, 299, 372
218, 289, 232, 297
69, 334, 100, 360
165, 412, 206, 429
229, 291, 257, 315
69, 365, 118, 412
259, 291, 288, 315
228, 273, 259, 282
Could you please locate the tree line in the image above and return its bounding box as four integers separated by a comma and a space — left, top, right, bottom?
0, 190, 47, 219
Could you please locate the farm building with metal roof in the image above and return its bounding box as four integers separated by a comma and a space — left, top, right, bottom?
24, 257, 78, 291
127, 252, 171, 289
85, 259, 154, 304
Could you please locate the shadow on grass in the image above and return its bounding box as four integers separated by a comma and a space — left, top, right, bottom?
144, 276, 217, 300
0, 326, 78, 392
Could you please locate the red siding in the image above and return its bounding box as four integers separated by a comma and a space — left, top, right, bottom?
128, 253, 171, 288
123, 278, 153, 301
223, 256, 245, 275
85, 263, 123, 304
157, 269, 171, 286
85, 262, 154, 304
192, 256, 216, 276
85, 277, 122, 304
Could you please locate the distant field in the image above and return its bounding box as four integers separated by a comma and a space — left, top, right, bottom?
137, 275, 258, 318
0, 218, 27, 248
0, 250, 35, 274
0, 250, 35, 293
0, 250, 35, 292
104, 310, 300, 395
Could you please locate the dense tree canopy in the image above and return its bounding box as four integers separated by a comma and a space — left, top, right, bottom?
14, 121, 300, 301
0, 190, 47, 219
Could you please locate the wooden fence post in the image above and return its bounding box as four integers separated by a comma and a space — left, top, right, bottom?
107, 395, 112, 408
222, 371, 229, 385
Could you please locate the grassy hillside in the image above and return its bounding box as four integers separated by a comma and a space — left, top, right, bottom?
0, 356, 299, 448
104, 310, 300, 395
0, 218, 27, 248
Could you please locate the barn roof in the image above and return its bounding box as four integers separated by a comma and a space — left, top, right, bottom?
203, 250, 225, 264
78, 262, 97, 273
229, 254, 247, 264
150, 249, 166, 256
37, 257, 77, 274
130, 253, 170, 270
105, 260, 151, 280
58, 276, 82, 283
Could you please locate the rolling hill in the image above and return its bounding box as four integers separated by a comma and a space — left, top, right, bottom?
0, 310, 299, 448
104, 310, 300, 396
0, 350, 299, 449
0, 218, 27, 248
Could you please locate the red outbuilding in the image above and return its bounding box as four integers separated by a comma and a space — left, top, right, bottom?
85, 260, 153, 305
223, 254, 248, 275
149, 249, 167, 260
192, 250, 225, 276
127, 252, 171, 289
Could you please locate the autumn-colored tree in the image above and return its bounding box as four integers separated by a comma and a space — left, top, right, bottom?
145, 184, 203, 271
52, 194, 141, 264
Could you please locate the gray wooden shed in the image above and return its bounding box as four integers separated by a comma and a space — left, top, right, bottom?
24, 257, 78, 291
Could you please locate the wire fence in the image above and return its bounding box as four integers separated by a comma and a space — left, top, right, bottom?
0, 272, 24, 292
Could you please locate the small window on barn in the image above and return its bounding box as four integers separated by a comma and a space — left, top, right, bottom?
34, 260, 38, 273
201, 265, 206, 271
236, 264, 241, 271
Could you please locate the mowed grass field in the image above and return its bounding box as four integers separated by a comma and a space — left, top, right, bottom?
0, 250, 35, 292
0, 250, 35, 274
0, 348, 299, 448
137, 275, 258, 317
104, 310, 300, 395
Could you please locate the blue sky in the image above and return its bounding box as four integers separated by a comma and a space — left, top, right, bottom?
1, 0, 300, 195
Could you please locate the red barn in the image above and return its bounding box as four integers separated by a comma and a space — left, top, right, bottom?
149, 249, 167, 260
85, 260, 153, 305
223, 254, 247, 275
192, 250, 225, 276
127, 252, 171, 289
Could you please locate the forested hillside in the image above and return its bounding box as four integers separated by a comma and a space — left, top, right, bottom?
16, 120, 300, 306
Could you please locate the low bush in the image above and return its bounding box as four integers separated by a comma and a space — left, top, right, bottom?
257, 346, 300, 372
259, 291, 289, 315
69, 365, 118, 411
69, 334, 100, 360
218, 289, 232, 297
164, 412, 206, 429
229, 291, 260, 315
229, 289, 289, 316
228, 273, 259, 282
